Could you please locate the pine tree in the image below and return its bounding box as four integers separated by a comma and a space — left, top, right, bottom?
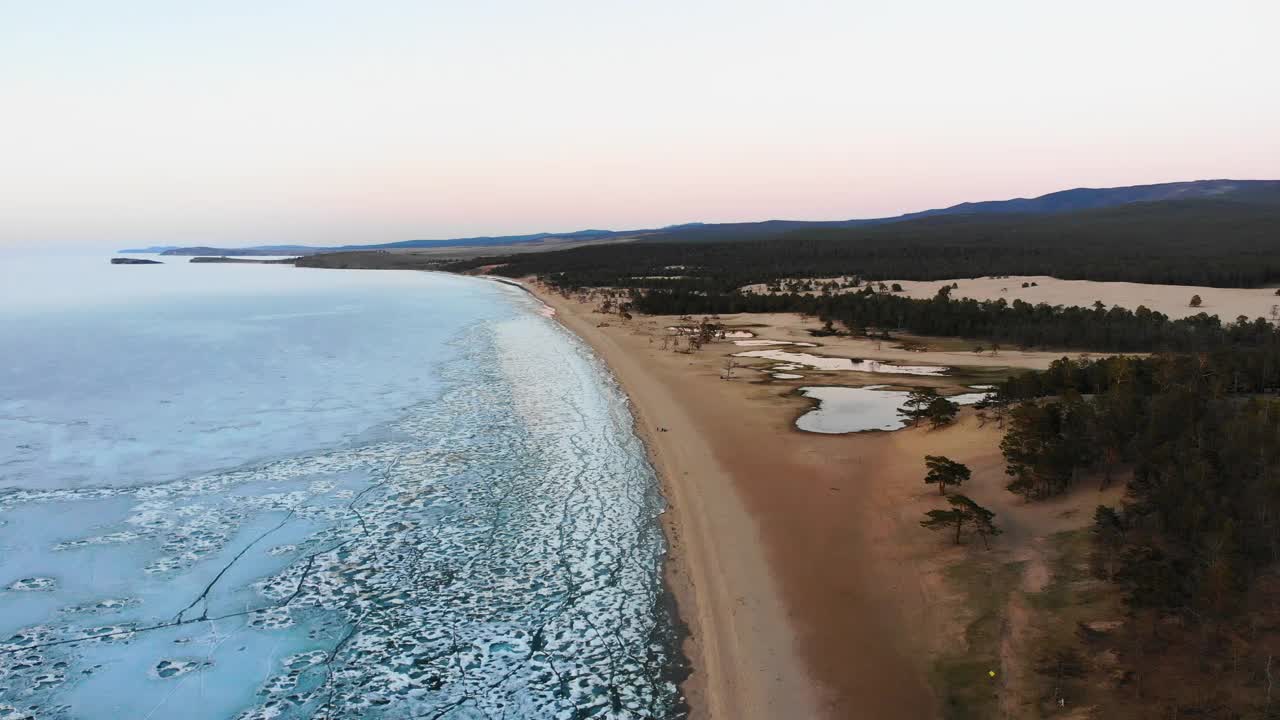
920, 506, 968, 545
898, 388, 939, 427
926, 396, 960, 428
924, 455, 970, 495
920, 494, 998, 546
954, 495, 1001, 549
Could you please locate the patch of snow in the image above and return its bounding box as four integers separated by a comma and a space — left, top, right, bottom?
734, 350, 948, 376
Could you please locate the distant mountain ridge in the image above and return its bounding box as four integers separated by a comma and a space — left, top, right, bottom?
634, 179, 1280, 243
914, 179, 1280, 217
120, 179, 1280, 256
136, 231, 623, 256
117, 245, 180, 253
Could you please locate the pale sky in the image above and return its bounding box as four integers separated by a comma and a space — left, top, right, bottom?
2, 0, 1278, 247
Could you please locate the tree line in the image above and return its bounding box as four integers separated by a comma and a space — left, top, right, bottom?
627, 286, 1280, 354
992, 352, 1280, 617
448, 198, 1280, 289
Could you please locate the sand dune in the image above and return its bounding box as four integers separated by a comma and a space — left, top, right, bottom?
747, 275, 1280, 322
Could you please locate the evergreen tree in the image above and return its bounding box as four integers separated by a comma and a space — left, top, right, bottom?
954, 495, 1001, 549
920, 505, 969, 545
1091, 505, 1126, 581
924, 455, 970, 495
920, 494, 998, 546
898, 388, 939, 427
926, 396, 960, 428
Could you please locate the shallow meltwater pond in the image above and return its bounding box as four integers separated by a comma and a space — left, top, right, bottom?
796, 385, 993, 433
734, 349, 949, 376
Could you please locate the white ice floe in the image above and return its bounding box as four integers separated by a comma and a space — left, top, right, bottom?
734, 349, 948, 376
7, 577, 56, 592
772, 373, 804, 380
151, 659, 208, 680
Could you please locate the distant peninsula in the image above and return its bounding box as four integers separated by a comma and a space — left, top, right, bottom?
189, 256, 296, 264
116, 245, 179, 254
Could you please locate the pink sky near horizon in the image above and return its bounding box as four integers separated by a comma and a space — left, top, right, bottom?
2, 0, 1277, 247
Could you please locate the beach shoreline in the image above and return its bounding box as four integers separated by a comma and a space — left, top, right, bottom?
522, 279, 823, 719
516, 277, 978, 720
507, 275, 1127, 720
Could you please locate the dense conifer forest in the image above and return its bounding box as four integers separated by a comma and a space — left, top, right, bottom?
995, 352, 1280, 597
629, 287, 1279, 354
442, 197, 1280, 354
449, 198, 1280, 289
986, 351, 1280, 715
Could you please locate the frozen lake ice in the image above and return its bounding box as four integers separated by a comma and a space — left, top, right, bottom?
0, 254, 684, 719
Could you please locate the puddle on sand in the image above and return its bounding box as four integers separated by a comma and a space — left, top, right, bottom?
795, 385, 993, 433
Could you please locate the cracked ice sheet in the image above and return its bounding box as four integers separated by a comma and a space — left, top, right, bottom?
0, 262, 682, 719
0, 262, 509, 494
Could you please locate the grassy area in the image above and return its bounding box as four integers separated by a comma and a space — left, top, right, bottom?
1027, 531, 1111, 614
893, 331, 1116, 359
1023, 530, 1124, 717
932, 529, 1125, 720
895, 333, 999, 353
933, 559, 1024, 720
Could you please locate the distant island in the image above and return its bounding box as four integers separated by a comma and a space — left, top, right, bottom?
110, 257, 162, 265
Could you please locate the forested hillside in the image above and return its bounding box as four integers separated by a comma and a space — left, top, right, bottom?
454, 198, 1280, 289
633, 178, 1280, 245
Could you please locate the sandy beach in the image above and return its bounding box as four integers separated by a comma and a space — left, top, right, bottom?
532, 284, 825, 719
519, 278, 1112, 719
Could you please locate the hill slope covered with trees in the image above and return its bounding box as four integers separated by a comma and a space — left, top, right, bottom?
456, 197, 1280, 289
